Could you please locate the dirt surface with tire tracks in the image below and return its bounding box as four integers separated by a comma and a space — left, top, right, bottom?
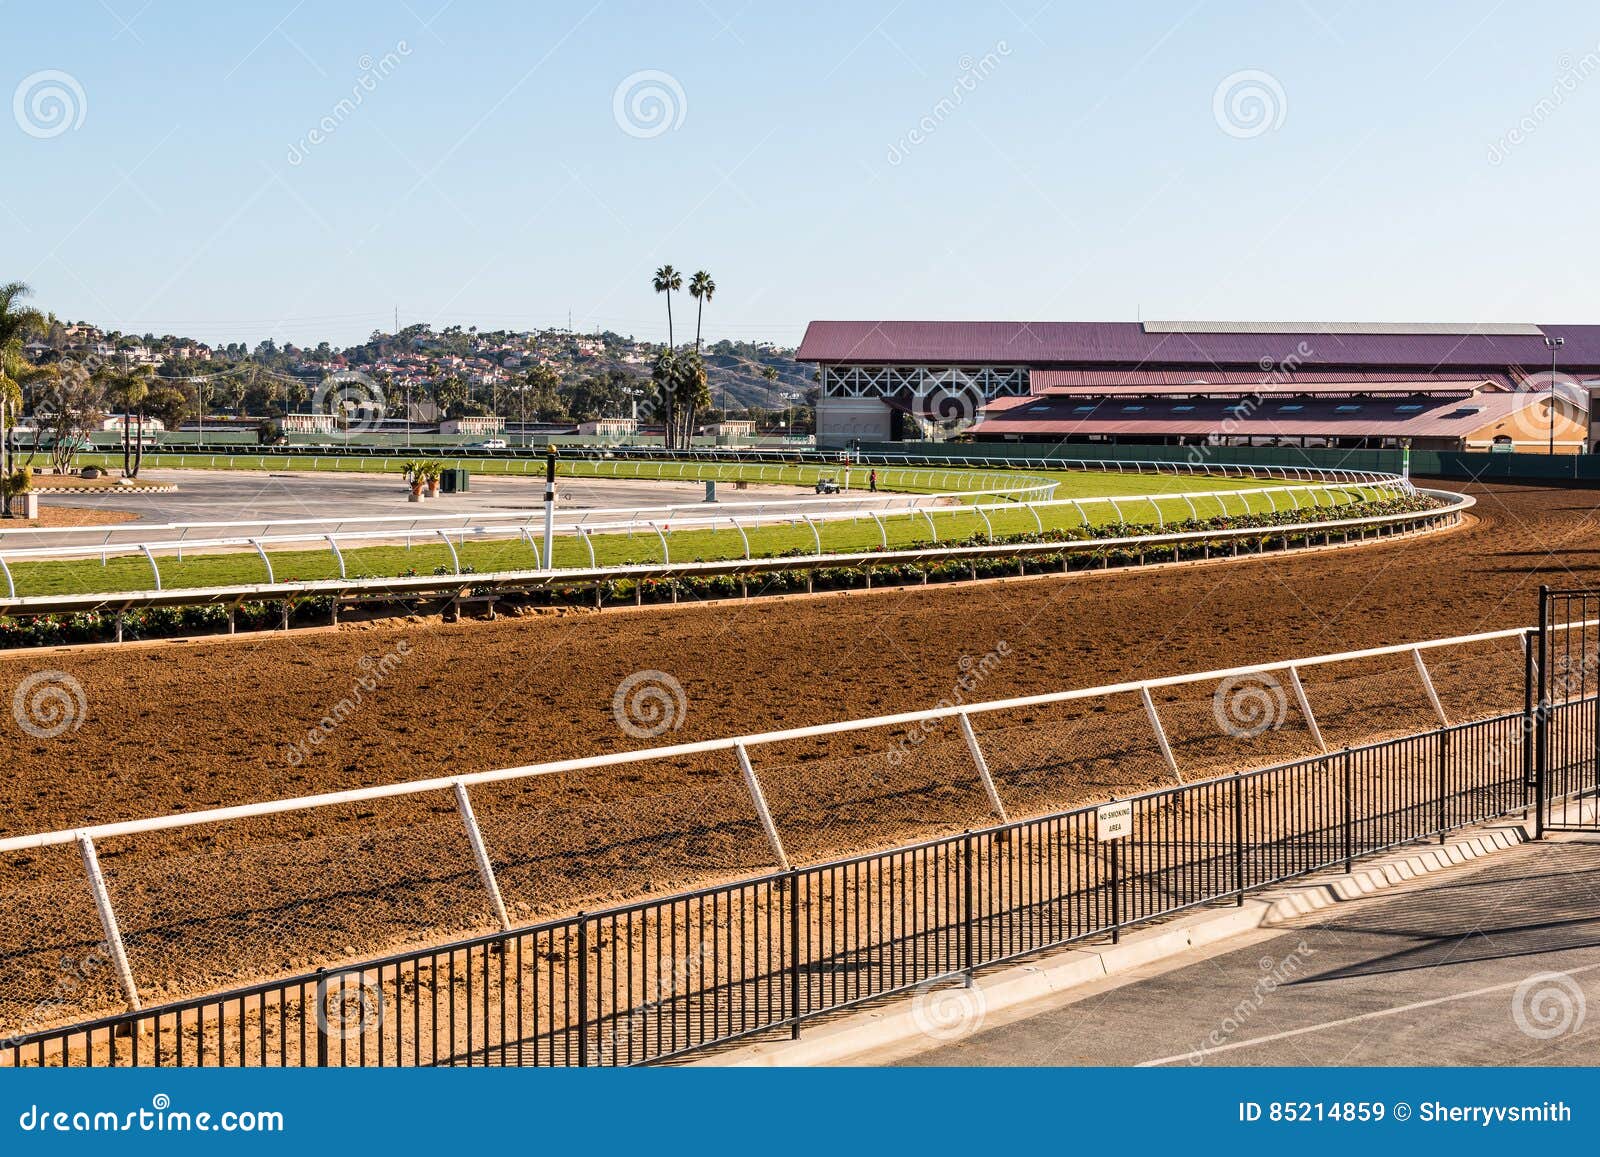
1, 479, 1596, 1029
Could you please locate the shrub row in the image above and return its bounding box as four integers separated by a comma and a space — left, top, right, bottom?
0, 494, 1443, 648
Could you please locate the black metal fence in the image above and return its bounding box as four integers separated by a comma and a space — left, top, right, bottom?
10, 694, 1591, 1069
1538, 588, 1600, 835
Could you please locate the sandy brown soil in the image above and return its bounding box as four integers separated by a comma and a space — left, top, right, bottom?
1, 479, 1595, 1030
12, 506, 141, 529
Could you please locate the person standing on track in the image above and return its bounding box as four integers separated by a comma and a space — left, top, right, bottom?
869, 469, 877, 492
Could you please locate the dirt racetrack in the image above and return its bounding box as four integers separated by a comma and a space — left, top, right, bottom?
2, 479, 1596, 1030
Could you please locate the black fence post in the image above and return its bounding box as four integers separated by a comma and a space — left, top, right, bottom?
1108, 832, 1121, 945
1536, 586, 1550, 839
576, 915, 589, 1068
314, 970, 329, 1069
788, 869, 802, 1040
1523, 629, 1536, 816
1437, 729, 1450, 844
961, 832, 975, 982
1232, 773, 1245, 906
1342, 749, 1353, 873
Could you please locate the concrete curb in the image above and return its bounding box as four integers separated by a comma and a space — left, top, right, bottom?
698, 806, 1593, 1068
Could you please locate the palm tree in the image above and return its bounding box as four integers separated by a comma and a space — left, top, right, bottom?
650, 349, 678, 450
100, 367, 147, 477
652, 265, 682, 349
689, 271, 715, 350
674, 350, 711, 447
0, 282, 44, 516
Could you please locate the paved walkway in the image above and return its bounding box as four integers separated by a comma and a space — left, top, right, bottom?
893, 838, 1600, 1066
13, 470, 929, 549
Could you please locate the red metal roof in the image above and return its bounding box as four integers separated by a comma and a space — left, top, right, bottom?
797, 320, 1600, 372
1027, 372, 1501, 396
972, 391, 1551, 439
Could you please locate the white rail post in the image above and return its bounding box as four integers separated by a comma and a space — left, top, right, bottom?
1140, 685, 1184, 784
728, 516, 751, 559
803, 515, 822, 556
734, 742, 790, 871
435, 529, 461, 575
1413, 647, 1451, 727
248, 540, 273, 584
139, 545, 163, 590
647, 521, 670, 564
975, 506, 994, 541
77, 833, 141, 1012
0, 555, 12, 599
1286, 665, 1327, 752
921, 509, 939, 542
958, 711, 1009, 824
870, 511, 887, 549
578, 527, 596, 568
453, 782, 512, 932
324, 535, 346, 579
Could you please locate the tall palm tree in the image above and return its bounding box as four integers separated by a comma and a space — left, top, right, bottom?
100, 364, 150, 478
652, 265, 681, 349
688, 271, 715, 350
0, 282, 44, 516
674, 350, 711, 447
650, 349, 678, 450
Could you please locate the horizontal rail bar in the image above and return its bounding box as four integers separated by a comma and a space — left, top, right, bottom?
0, 485, 1453, 617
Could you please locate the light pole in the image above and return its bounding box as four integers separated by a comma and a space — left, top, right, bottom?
1545, 335, 1565, 456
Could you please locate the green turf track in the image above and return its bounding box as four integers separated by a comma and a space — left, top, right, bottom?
15, 456, 1390, 598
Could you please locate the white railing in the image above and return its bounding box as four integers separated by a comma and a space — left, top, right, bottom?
0, 605, 1558, 1020
0, 486, 1463, 619
0, 476, 1409, 599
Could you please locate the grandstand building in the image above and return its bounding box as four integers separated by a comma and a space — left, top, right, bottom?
796, 321, 1600, 452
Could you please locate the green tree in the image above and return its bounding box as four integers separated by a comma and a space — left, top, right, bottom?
101, 364, 152, 477
673, 349, 711, 446
689, 270, 715, 350
650, 349, 678, 449
522, 364, 564, 425
0, 282, 44, 515
435, 374, 468, 418
652, 264, 682, 350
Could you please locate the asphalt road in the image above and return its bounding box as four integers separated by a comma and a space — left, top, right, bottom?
894, 838, 1600, 1066
12, 469, 927, 547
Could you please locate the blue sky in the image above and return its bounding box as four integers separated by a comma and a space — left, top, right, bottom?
6, 1, 1600, 348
